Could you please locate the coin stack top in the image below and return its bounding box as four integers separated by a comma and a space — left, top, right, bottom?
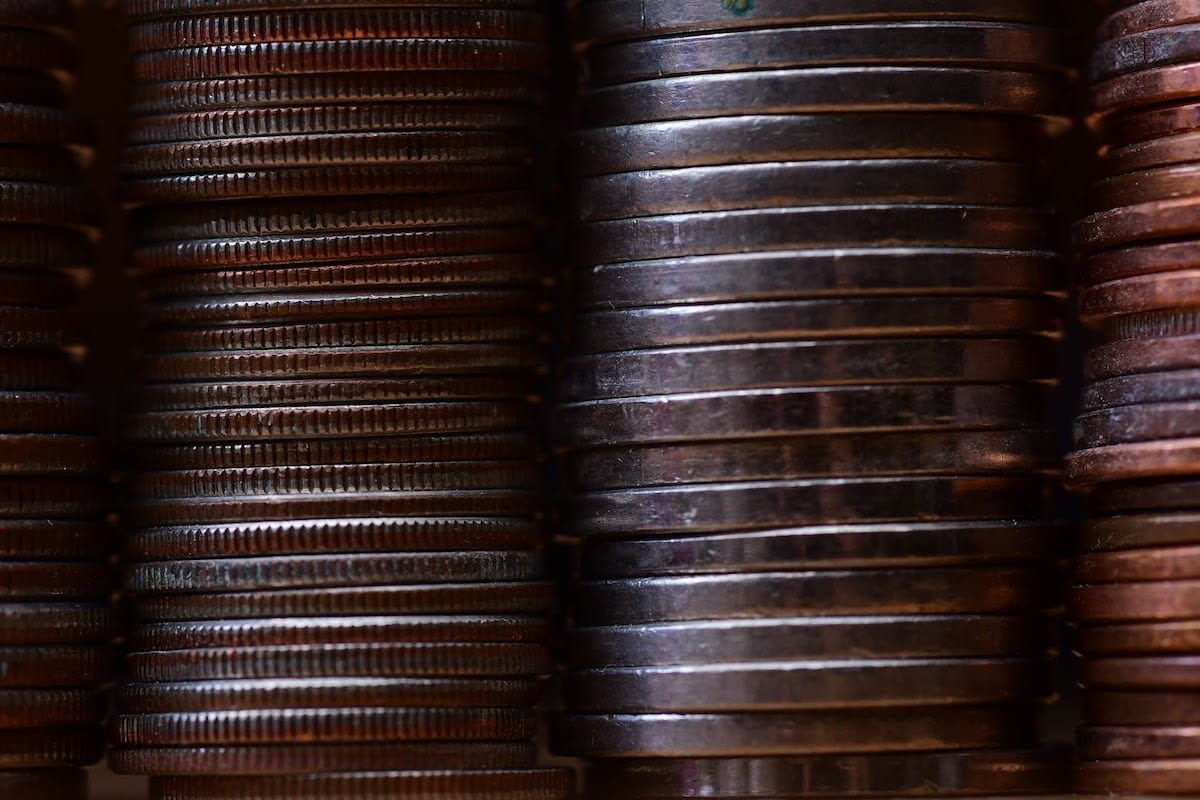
554, 1, 1071, 796
1068, 0, 1200, 796
111, 1, 570, 798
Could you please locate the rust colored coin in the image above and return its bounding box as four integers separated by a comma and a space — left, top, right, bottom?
127, 461, 539, 500
571, 115, 1047, 175
149, 770, 573, 800
564, 658, 1050, 712
1076, 198, 1200, 254
109, 741, 536, 776
0, 145, 82, 185
1094, 479, 1200, 514
1101, 130, 1200, 174
1076, 758, 1200, 795
123, 517, 541, 560
1090, 162, 1200, 208
123, 0, 538, 16
125, 550, 541, 593
126, 642, 553, 682
0, 28, 73, 74
577, 249, 1062, 308
1084, 336, 1200, 381
575, 298, 1060, 352
131, 39, 547, 83
1086, 690, 1200, 725
568, 430, 1055, 489
0, 645, 112, 687
1070, 579, 1200, 622
557, 384, 1053, 449
135, 433, 535, 470
113, 707, 536, 746
129, 71, 544, 116
1081, 270, 1200, 322
1093, 61, 1200, 116
1083, 655, 1200, 688
552, 706, 1034, 757
133, 616, 550, 650
580, 521, 1062, 578
566, 615, 1051, 668
0, 353, 75, 390
583, 750, 1068, 798
1099, 99, 1200, 147
0, 728, 102, 768
565, 339, 1056, 400
1079, 511, 1200, 552
1077, 543, 1200, 582
0, 182, 91, 227
1076, 622, 1200, 656
0, 521, 111, 560
1083, 239, 1200, 286
0, 306, 74, 348
129, 9, 542, 49
573, 567, 1051, 626
1099, 0, 1200, 39
141, 256, 545, 300
127, 401, 534, 443
1093, 23, 1200, 81
1078, 724, 1200, 759
135, 583, 556, 621
569, 477, 1052, 537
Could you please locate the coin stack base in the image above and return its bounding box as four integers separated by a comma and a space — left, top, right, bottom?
554, 0, 1070, 795
111, 1, 570, 797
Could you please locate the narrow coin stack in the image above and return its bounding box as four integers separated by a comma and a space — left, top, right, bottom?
1067, 0, 1200, 795
554, 1, 1073, 796
0, 2, 116, 799
111, 2, 571, 799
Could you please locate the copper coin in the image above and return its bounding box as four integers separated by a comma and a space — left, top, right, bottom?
1099, 0, 1199, 39
580, 521, 1063, 578
0, 728, 102, 768
1084, 335, 1200, 381
0, 435, 105, 475
0, 769, 85, 800
551, 706, 1034, 757
135, 583, 556, 621
122, 0, 537, 16
148, 770, 573, 800
1079, 511, 1200, 551
0, 688, 103, 727
1074, 401, 1200, 448
1078, 724, 1200, 760
1078, 543, 1200, 581
1086, 690, 1200, 725
571, 115, 1047, 175
0, 645, 112, 687
123, 517, 541, 560
0, 561, 110, 600
112, 707, 536, 746
1076, 197, 1200, 254
1081, 270, 1200, 322
1090, 162, 1200, 208
576, 249, 1062, 308
566, 615, 1052, 668
1070, 579, 1200, 622
1094, 479, 1200, 513
1076, 758, 1200, 795
568, 477, 1052, 537
125, 551, 541, 593
1082, 239, 1200, 286
1092, 23, 1200, 81
0, 105, 87, 146
133, 616, 550, 650
1101, 129, 1200, 174
1093, 61, 1200, 116
0, 521, 110, 560
0, 602, 116, 644
573, 567, 1051, 625
557, 384, 1053, 449
109, 741, 536, 775
126, 642, 552, 682
1077, 623, 1200, 656
564, 659, 1050, 712
1082, 369, 1200, 411
1097, 99, 1200, 147
1083, 656, 1200, 688
0, 0, 74, 30
582, 750, 1068, 798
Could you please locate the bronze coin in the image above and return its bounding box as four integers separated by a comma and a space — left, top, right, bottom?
1079, 511, 1200, 552
1082, 655, 1200, 689
573, 567, 1051, 626
0, 602, 116, 644
566, 615, 1052, 668
148, 770, 573, 800
0, 728, 102, 768
1097, 99, 1200, 147
1076, 758, 1200, 795
1086, 690, 1200, 725
126, 642, 553, 681
134, 583, 556, 621
1093, 60, 1200, 116
109, 741, 536, 775
1082, 239, 1200, 286
1070, 579, 1200, 622
112, 707, 536, 746
1076, 197, 1200, 255
1077, 622, 1200, 656
551, 706, 1035, 757
1077, 543, 1200, 582
1080, 269, 1200, 322
0, 645, 112, 686
1078, 724, 1200, 760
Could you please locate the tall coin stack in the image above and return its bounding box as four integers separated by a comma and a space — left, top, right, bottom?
1067, 0, 1200, 795
553, 1, 1074, 796
0, 2, 116, 799
110, 2, 572, 799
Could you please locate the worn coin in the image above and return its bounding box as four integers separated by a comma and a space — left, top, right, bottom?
1076, 622, 1200, 656
1086, 689, 1200, 725
1076, 758, 1200, 795
1078, 724, 1200, 759
148, 770, 574, 800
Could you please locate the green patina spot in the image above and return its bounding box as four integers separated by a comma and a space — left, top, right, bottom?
723, 0, 753, 14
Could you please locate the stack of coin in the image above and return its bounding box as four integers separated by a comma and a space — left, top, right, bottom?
0, 1, 118, 799
110, 2, 571, 799
554, 1, 1072, 796
1067, 0, 1200, 795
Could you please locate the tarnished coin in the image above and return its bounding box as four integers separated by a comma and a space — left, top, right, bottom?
0, 602, 116, 644
1070, 578, 1200, 622
1092, 23, 1200, 81
0, 769, 85, 800
1078, 724, 1200, 759
1079, 511, 1200, 552
148, 770, 574, 800
1076, 758, 1200, 795
0, 728, 103, 768
1082, 655, 1200, 688
1086, 690, 1200, 725
572, 567, 1051, 625
1077, 543, 1200, 582
0, 645, 113, 687
1076, 622, 1200, 656
551, 706, 1035, 757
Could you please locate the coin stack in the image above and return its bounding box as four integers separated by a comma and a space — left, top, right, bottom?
1067, 0, 1200, 795
110, 2, 571, 799
554, 1, 1073, 796
0, 1, 118, 799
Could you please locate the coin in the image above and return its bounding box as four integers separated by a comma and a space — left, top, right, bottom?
579, 522, 1063, 578
0, 602, 116, 644
1086, 690, 1200, 724
565, 616, 1051, 668
1070, 579, 1200, 622
564, 658, 1050, 712
148, 770, 574, 800
551, 707, 1035, 757
1079, 511, 1200, 552
1076, 622, 1200, 656
0, 728, 103, 768
1076, 758, 1200, 795
1078, 724, 1200, 759
0, 769, 85, 800
1092, 23, 1200, 81
1082, 656, 1200, 689
0, 645, 113, 687
572, 568, 1051, 625
1077, 544, 1200, 582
